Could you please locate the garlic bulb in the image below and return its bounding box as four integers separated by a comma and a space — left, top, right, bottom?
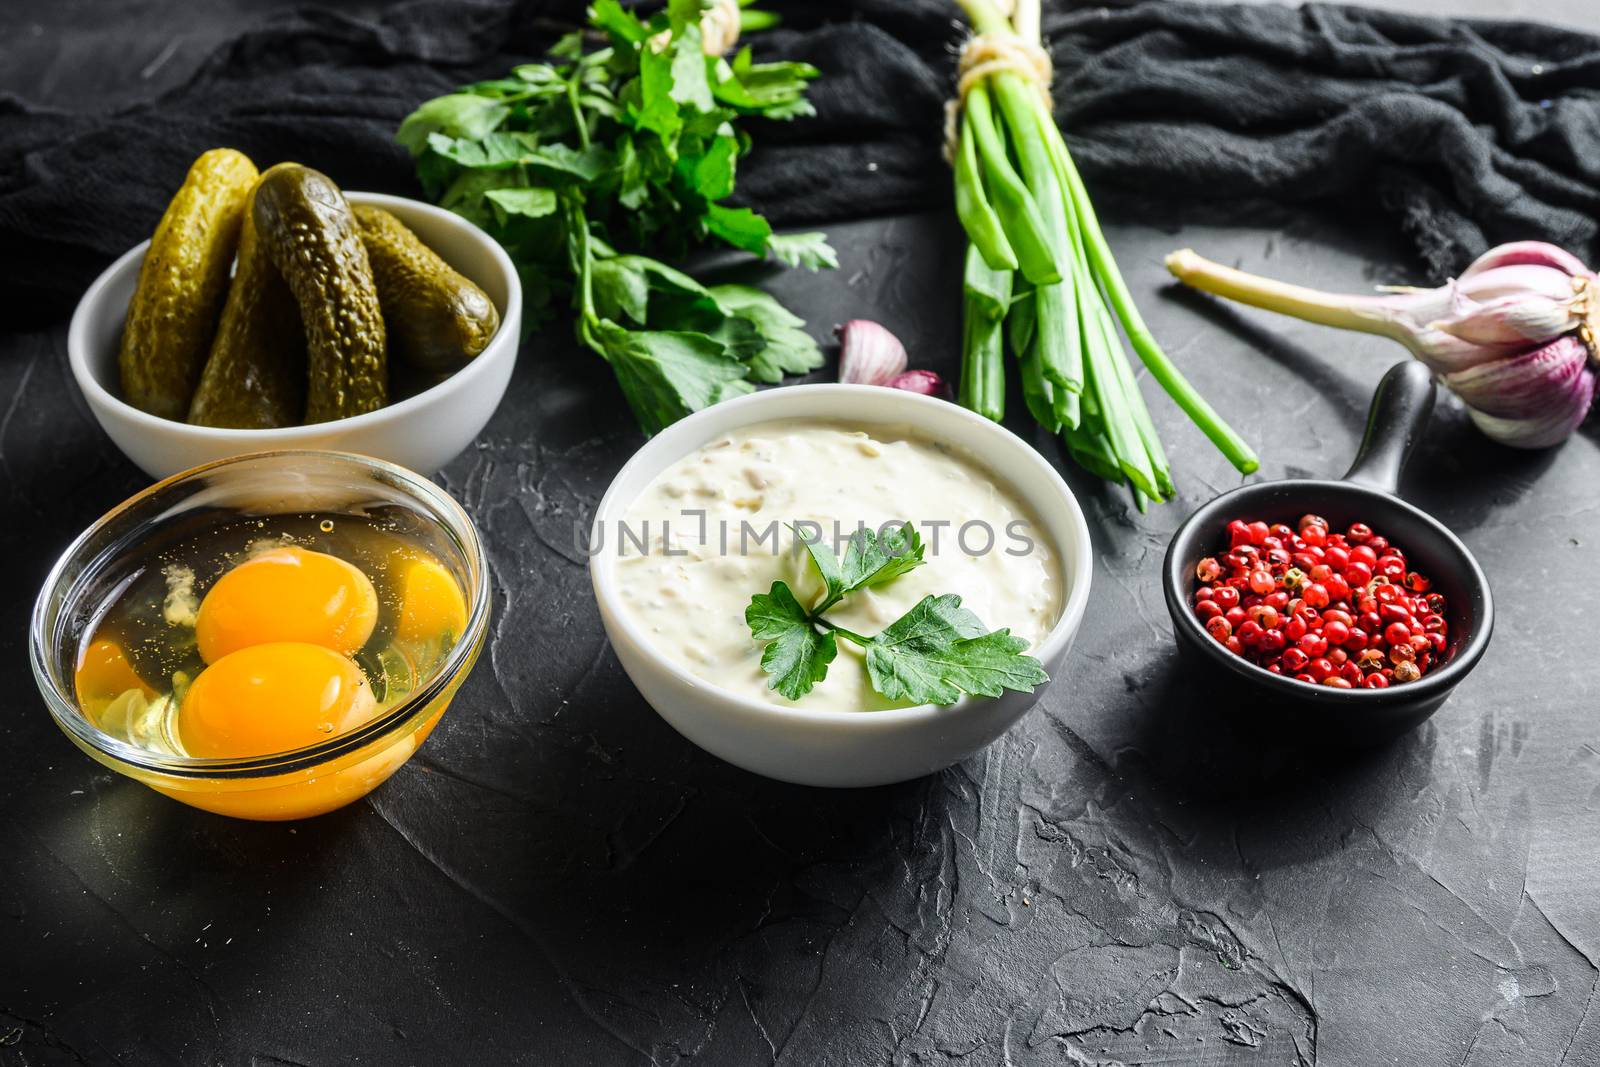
1165, 242, 1598, 449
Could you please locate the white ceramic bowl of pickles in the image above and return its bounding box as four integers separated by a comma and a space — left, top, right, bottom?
68, 190, 521, 481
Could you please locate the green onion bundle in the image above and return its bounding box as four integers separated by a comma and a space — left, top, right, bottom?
950, 0, 1258, 506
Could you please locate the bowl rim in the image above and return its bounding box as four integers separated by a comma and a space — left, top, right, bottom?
1160, 476, 1495, 704
587, 383, 1094, 726
66, 190, 523, 443
29, 448, 492, 778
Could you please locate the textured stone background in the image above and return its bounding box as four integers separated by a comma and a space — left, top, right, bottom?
2, 2, 1597, 1065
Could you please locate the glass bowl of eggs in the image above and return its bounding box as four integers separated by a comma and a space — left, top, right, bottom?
29, 450, 489, 820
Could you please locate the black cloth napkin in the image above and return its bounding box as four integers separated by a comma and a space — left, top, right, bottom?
3, 0, 1599, 323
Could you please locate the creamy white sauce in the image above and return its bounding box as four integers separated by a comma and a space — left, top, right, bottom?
613, 420, 1063, 711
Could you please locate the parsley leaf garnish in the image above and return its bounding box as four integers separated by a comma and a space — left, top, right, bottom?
745, 523, 1048, 705
796, 522, 926, 613
865, 595, 1050, 704
745, 582, 839, 701
399, 1, 836, 437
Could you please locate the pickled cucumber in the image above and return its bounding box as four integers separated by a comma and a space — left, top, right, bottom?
355, 205, 499, 372
188, 166, 307, 428
252, 165, 387, 423
119, 149, 259, 419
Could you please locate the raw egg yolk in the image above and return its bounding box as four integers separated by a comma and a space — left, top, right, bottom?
196, 546, 377, 663
395, 557, 468, 644
179, 642, 377, 759
74, 639, 155, 704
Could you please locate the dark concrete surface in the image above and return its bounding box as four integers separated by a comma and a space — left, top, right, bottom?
3, 3, 1599, 1066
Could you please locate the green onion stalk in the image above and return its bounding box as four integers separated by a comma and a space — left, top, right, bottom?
950, 0, 1258, 506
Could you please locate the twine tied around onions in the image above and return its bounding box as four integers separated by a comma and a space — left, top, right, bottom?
942, 12, 1053, 161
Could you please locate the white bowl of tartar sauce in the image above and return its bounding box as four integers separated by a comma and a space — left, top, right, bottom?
588, 384, 1093, 787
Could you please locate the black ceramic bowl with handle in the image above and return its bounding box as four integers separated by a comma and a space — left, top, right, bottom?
1162, 361, 1495, 742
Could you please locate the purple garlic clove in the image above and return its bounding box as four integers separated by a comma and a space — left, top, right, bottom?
1455, 263, 1583, 304
1458, 240, 1593, 279
1443, 335, 1597, 448
835, 319, 908, 386
1427, 263, 1587, 349
886, 370, 950, 397
1430, 293, 1583, 349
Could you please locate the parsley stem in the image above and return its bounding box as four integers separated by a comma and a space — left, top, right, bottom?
567, 199, 600, 349
815, 618, 873, 647
563, 68, 588, 150
812, 591, 846, 617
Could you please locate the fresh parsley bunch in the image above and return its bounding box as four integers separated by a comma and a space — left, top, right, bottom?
397, 0, 837, 435
747, 523, 1049, 705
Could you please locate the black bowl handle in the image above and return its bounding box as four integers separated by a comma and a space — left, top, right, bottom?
1342, 361, 1436, 494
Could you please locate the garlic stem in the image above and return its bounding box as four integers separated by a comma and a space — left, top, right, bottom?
1165, 249, 1411, 345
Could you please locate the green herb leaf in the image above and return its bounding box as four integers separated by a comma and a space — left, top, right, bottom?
403, 1, 832, 438
755, 97, 816, 121
484, 187, 559, 221
727, 60, 820, 117
795, 522, 925, 612
614, 136, 650, 210
708, 285, 822, 382
513, 63, 570, 87
864, 595, 1049, 705
592, 321, 751, 436
739, 10, 781, 33
439, 169, 516, 227
461, 77, 540, 98
590, 0, 649, 43
669, 27, 715, 112
792, 529, 845, 604
637, 19, 713, 139
710, 284, 803, 329
766, 231, 839, 271
523, 144, 612, 182
745, 581, 837, 700
849, 523, 926, 590
636, 44, 684, 141
592, 255, 720, 328
397, 95, 511, 155
703, 203, 772, 255
547, 31, 585, 61
680, 134, 739, 200
426, 134, 610, 184
699, 315, 765, 363
746, 519, 1047, 707
666, 0, 705, 30
425, 130, 541, 169
591, 259, 653, 326
710, 50, 815, 115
